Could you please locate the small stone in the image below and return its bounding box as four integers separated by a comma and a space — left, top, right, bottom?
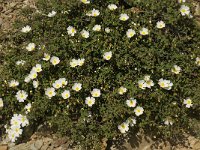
53, 137, 68, 148
0, 145, 8, 150
34, 140, 43, 149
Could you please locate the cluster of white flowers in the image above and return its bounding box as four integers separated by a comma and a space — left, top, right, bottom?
158, 78, 173, 90
24, 64, 42, 83
45, 78, 68, 99
70, 58, 85, 67
52, 78, 68, 89
84, 89, 101, 107
183, 98, 193, 108
6, 114, 29, 142
171, 65, 182, 74
138, 75, 154, 90
118, 117, 136, 133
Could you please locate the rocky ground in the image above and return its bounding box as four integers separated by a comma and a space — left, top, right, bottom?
1, 0, 200, 149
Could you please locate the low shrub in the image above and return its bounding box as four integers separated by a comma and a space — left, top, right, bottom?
1, 0, 200, 149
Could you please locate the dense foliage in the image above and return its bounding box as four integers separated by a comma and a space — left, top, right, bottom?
1, 0, 200, 149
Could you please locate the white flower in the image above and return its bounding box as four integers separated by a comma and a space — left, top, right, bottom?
184, 98, 193, 108
8, 131, 18, 143
16, 60, 26, 66
80, 0, 90, 4
0, 98, 3, 107
21, 25, 31, 33
81, 30, 89, 38
158, 78, 173, 90
70, 59, 79, 67
61, 90, 71, 99
118, 86, 127, 95
156, 21, 165, 29
53, 80, 62, 89
50, 56, 60, 66
118, 122, 129, 133
134, 106, 144, 116
85, 97, 95, 107
24, 76, 31, 83
9, 80, 19, 87
67, 26, 77, 36
145, 79, 154, 88
105, 27, 111, 33
24, 103, 32, 113
26, 43, 36, 51
171, 65, 181, 74
33, 80, 39, 88
10, 126, 23, 137
119, 13, 129, 21
126, 98, 137, 107
20, 115, 29, 127
91, 88, 101, 97
10, 115, 21, 127
108, 4, 118, 10
195, 57, 200, 66
164, 118, 173, 125
126, 29, 136, 38
77, 58, 85, 66
180, 5, 190, 16
91, 9, 100, 17
58, 78, 68, 87
144, 75, 151, 81
92, 25, 101, 31
48, 10, 57, 17
138, 80, 147, 90
16, 90, 28, 102
43, 53, 51, 61
178, 0, 186, 3
33, 64, 42, 73
29, 70, 38, 80
72, 83, 82, 92
103, 51, 112, 60
127, 118, 136, 127
139, 28, 149, 35
45, 87, 56, 98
